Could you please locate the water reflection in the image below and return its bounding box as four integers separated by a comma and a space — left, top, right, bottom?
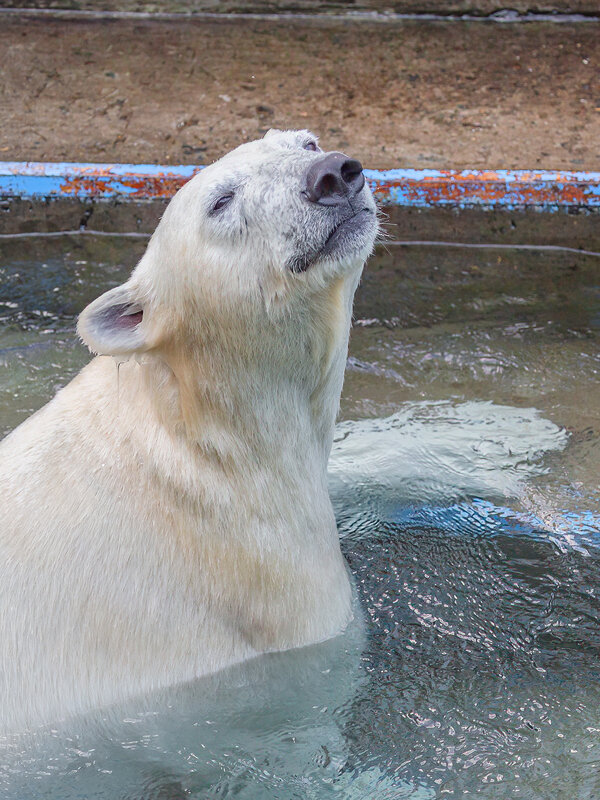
344, 506, 600, 798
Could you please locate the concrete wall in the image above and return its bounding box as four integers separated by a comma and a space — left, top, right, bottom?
1, 0, 598, 16
3, 198, 599, 254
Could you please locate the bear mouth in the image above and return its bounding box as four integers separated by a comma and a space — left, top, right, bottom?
289, 208, 376, 274
320, 208, 374, 257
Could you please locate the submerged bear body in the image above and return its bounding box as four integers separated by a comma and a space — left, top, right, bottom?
0, 130, 377, 731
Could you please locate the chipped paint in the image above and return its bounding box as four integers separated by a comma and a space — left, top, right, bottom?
1, 162, 599, 210
365, 168, 600, 210
0, 162, 200, 201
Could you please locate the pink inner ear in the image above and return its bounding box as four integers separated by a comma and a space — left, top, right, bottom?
117, 310, 143, 329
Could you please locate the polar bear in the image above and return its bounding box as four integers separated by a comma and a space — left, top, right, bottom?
0, 130, 378, 731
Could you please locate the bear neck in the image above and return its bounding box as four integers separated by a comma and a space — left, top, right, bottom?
149, 273, 359, 474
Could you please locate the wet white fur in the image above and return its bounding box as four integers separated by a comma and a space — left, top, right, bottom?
0, 130, 377, 731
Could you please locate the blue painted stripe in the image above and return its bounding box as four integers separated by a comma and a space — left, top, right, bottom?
0, 162, 200, 201
1, 162, 599, 209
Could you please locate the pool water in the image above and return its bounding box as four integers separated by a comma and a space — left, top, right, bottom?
1, 234, 599, 799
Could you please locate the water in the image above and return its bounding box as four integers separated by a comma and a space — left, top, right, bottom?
1, 234, 599, 798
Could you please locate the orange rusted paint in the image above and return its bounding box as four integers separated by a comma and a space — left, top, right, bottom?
58, 169, 196, 199
367, 168, 600, 208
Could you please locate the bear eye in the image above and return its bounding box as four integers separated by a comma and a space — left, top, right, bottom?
303, 140, 318, 152
211, 194, 234, 213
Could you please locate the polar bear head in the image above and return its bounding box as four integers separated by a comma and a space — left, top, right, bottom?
77, 130, 378, 358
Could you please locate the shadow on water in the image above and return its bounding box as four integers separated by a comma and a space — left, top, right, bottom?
1, 235, 600, 798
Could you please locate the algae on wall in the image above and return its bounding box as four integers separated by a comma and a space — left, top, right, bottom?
1, 0, 598, 16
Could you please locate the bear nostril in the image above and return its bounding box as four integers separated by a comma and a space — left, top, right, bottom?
316, 172, 340, 198
341, 158, 364, 189
304, 152, 366, 205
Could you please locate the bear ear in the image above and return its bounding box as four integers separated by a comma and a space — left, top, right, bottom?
77, 282, 149, 356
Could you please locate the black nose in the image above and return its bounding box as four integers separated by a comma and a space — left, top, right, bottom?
303, 152, 366, 205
